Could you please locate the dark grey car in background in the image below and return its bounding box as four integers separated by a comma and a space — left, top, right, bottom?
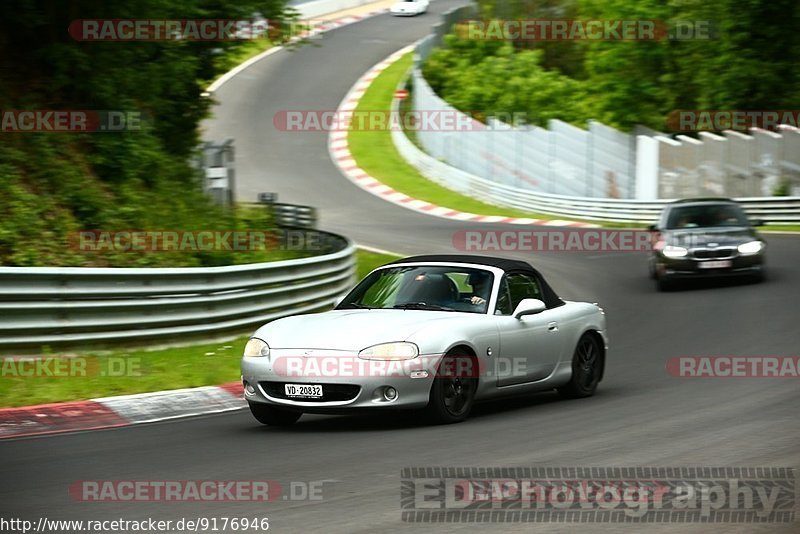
648, 199, 766, 291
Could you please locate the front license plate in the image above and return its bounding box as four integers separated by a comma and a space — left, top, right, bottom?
284, 384, 323, 398
699, 260, 732, 269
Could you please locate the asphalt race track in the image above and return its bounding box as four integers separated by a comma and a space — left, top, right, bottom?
2, 2, 798, 532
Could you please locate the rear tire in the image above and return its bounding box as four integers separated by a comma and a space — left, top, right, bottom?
558, 334, 602, 399
248, 403, 302, 426
424, 350, 477, 424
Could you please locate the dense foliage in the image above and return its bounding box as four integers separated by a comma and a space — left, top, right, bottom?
0, 0, 290, 266
423, 0, 800, 132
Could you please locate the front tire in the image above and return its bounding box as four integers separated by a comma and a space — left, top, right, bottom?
656, 274, 674, 292
558, 334, 603, 399
425, 351, 477, 424
248, 403, 302, 426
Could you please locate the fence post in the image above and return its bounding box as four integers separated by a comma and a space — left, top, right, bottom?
635, 136, 659, 200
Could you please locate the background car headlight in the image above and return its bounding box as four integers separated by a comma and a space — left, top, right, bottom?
662, 245, 689, 258
358, 342, 419, 360
738, 240, 765, 255
243, 337, 270, 358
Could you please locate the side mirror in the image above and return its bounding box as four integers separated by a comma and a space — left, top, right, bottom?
513, 298, 546, 319
750, 219, 764, 227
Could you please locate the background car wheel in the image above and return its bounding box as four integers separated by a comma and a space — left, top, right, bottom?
248, 403, 302, 426
656, 275, 674, 292
558, 334, 602, 399
425, 350, 477, 424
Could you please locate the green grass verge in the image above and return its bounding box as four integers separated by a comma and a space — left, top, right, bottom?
0, 249, 401, 408
0, 338, 248, 408
211, 39, 275, 80
209, 23, 318, 87
347, 53, 638, 229
355, 248, 401, 279
762, 225, 800, 233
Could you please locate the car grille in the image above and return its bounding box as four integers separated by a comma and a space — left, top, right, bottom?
693, 247, 736, 259
259, 381, 361, 402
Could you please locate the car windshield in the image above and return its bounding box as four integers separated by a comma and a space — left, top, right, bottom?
666, 204, 750, 229
337, 265, 494, 314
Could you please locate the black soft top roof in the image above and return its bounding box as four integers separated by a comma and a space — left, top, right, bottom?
386, 254, 563, 307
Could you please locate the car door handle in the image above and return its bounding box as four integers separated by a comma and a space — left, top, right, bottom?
547, 322, 558, 332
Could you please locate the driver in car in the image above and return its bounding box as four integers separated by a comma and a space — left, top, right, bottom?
467, 272, 491, 306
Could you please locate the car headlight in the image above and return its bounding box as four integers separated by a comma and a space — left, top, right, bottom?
358, 342, 419, 360
737, 240, 765, 255
243, 337, 270, 358
662, 245, 689, 258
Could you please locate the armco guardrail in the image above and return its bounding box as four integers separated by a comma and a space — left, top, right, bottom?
392, 86, 800, 224
411, 8, 800, 202
390, 6, 800, 224
0, 231, 356, 349
273, 202, 318, 228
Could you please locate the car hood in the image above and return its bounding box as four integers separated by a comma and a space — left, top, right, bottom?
667, 227, 758, 247
252, 309, 470, 351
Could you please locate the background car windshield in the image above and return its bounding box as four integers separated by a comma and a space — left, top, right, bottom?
666, 204, 749, 229
338, 266, 494, 313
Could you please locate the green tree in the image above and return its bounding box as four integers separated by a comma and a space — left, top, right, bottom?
0, 0, 289, 266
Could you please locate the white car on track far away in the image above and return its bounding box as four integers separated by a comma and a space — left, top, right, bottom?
241, 255, 607, 426
390, 0, 429, 16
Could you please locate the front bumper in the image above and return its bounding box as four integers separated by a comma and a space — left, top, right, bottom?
655, 253, 763, 279
241, 350, 443, 412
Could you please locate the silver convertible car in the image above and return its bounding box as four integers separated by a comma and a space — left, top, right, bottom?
241, 255, 607, 425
